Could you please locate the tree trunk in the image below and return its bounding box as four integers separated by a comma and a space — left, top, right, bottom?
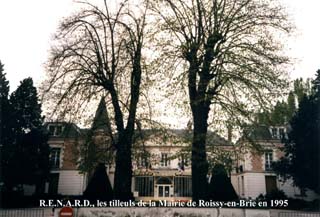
113, 131, 134, 201
191, 103, 210, 201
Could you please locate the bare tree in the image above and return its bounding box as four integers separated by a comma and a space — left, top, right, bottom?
42, 0, 148, 200
151, 0, 292, 201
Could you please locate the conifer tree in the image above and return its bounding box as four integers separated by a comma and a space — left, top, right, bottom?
273, 70, 320, 194
5, 78, 49, 193
0, 61, 12, 187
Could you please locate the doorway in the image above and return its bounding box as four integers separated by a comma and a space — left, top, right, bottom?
158, 185, 170, 197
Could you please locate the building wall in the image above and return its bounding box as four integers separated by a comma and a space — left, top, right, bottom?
57, 170, 86, 195
235, 141, 319, 200
243, 173, 266, 198
48, 132, 85, 195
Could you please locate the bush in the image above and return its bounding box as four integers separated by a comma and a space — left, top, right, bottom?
207, 164, 238, 201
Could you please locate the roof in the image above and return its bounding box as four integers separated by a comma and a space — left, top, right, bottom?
44, 122, 84, 139
133, 128, 232, 147
91, 97, 112, 134
244, 125, 273, 141
45, 122, 232, 146
241, 125, 287, 142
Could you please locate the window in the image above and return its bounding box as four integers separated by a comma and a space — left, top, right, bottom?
49, 125, 55, 136
50, 148, 61, 169
178, 154, 189, 170
56, 126, 63, 136
160, 153, 170, 167
279, 128, 285, 139
174, 176, 192, 197
137, 156, 148, 168
270, 127, 286, 139
265, 151, 273, 171
271, 128, 278, 138
134, 176, 154, 197
48, 125, 63, 136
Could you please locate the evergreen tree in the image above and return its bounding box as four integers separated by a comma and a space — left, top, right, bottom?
273, 70, 320, 194
287, 91, 296, 120
0, 61, 11, 145
0, 61, 12, 186
4, 78, 49, 193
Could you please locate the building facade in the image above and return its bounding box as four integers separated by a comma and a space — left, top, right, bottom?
42, 121, 318, 201
232, 125, 318, 201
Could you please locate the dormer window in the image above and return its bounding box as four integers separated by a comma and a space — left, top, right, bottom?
270, 127, 286, 139
49, 125, 55, 135
48, 124, 64, 136
271, 128, 278, 138
279, 128, 285, 139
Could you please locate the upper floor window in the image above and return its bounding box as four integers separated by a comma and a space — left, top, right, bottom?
265, 151, 273, 171
270, 127, 286, 139
137, 155, 148, 168
50, 148, 61, 169
279, 128, 285, 139
160, 153, 170, 167
271, 128, 278, 138
48, 125, 64, 136
178, 154, 189, 170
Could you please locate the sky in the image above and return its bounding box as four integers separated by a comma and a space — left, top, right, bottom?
0, 0, 319, 92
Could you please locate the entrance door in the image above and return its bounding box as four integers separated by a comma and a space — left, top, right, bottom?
158, 185, 170, 197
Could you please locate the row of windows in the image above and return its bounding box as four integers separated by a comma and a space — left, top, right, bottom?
49, 148, 189, 170
137, 153, 190, 168
50, 149, 273, 172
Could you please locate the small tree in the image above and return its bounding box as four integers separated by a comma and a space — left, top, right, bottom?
83, 163, 113, 201
208, 164, 238, 201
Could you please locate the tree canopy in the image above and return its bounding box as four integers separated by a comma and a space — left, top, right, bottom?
256, 78, 312, 126
42, 0, 149, 200
151, 0, 292, 200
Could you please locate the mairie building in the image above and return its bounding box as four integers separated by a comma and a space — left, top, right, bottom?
23, 99, 318, 202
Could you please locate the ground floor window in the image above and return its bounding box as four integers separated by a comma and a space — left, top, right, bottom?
134, 176, 154, 197
174, 176, 192, 197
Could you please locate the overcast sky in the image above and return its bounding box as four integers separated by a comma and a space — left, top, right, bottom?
0, 0, 319, 92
